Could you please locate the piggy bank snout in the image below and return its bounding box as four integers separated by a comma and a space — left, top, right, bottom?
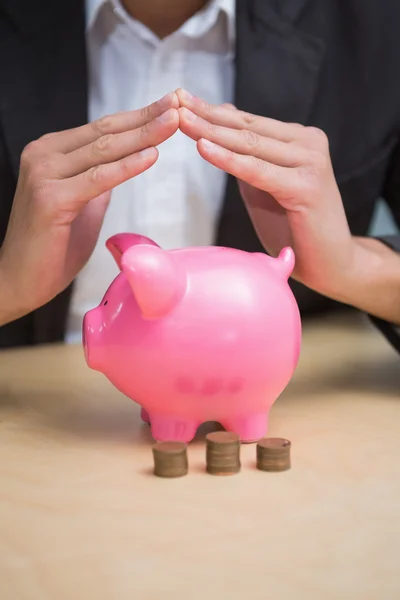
83, 308, 103, 370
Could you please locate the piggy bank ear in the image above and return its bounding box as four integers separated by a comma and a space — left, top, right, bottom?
121, 245, 186, 319
106, 233, 160, 269
272, 247, 295, 279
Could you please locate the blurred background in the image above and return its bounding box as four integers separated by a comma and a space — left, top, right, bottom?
370, 199, 398, 238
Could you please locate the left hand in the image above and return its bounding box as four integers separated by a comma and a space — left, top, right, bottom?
177, 88, 367, 302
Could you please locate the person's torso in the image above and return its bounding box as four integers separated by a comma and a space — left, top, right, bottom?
0, 0, 400, 346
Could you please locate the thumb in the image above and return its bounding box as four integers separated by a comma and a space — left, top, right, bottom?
65, 191, 111, 280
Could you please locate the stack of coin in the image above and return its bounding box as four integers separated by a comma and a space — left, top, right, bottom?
256, 437, 291, 471
152, 441, 188, 478
205, 431, 241, 475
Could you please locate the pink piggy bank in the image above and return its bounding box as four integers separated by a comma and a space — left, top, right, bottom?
83, 233, 301, 443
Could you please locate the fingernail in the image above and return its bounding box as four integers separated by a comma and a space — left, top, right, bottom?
182, 108, 197, 122
180, 88, 193, 101
140, 147, 156, 159
157, 109, 174, 123
201, 139, 216, 152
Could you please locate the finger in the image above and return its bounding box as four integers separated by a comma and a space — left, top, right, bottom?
60, 147, 159, 212
179, 107, 310, 167
176, 88, 299, 142
41, 92, 179, 154
60, 109, 179, 177
197, 138, 296, 197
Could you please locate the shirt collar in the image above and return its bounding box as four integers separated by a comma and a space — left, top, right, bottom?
215, 0, 236, 48
181, 0, 235, 45
85, 0, 108, 32
85, 0, 236, 46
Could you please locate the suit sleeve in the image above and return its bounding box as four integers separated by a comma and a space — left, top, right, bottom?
382, 141, 400, 230
369, 141, 400, 353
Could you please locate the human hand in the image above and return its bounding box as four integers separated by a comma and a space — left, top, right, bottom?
0, 93, 179, 325
177, 88, 372, 300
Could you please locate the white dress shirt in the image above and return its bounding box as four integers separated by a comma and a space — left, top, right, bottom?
66, 0, 235, 343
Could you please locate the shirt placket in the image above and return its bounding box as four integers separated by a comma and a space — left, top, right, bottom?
135, 35, 189, 249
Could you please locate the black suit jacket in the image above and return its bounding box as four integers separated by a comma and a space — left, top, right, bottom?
0, 0, 400, 351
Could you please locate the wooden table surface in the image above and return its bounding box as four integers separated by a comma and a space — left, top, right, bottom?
0, 312, 399, 600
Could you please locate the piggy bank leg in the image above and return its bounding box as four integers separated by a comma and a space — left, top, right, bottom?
221, 412, 269, 443
149, 413, 199, 443
140, 408, 150, 424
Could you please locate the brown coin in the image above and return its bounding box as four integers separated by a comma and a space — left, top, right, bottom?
205, 431, 241, 476
256, 437, 291, 472
152, 441, 188, 478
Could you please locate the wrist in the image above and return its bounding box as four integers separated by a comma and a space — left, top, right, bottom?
0, 253, 27, 326
332, 237, 400, 324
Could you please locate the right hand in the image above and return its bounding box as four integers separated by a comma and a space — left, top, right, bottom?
0, 92, 179, 326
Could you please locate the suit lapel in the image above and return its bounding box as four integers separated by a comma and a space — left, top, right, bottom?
217, 0, 326, 247
0, 0, 87, 176
233, 0, 326, 122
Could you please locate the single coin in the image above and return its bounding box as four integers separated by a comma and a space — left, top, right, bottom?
256, 437, 291, 472
205, 431, 241, 476
152, 441, 188, 478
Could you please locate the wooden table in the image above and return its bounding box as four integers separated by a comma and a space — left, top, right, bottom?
0, 312, 399, 599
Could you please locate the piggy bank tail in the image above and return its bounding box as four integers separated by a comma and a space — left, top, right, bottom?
257, 247, 295, 280
275, 247, 295, 279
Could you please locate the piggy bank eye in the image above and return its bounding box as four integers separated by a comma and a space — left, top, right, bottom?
103, 300, 108, 306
